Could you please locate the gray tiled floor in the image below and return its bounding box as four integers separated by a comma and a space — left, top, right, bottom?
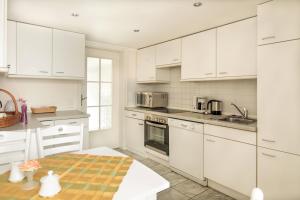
114, 148, 235, 200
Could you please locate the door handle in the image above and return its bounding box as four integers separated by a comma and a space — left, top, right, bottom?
262, 36, 275, 40
262, 153, 276, 158
206, 139, 216, 143
262, 139, 276, 143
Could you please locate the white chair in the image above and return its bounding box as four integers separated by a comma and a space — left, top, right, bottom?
0, 130, 31, 174
37, 124, 84, 158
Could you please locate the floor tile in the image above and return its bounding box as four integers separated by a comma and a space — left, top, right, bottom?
173, 180, 208, 198
192, 188, 234, 200
162, 172, 188, 186
139, 158, 160, 168
158, 188, 190, 200
152, 164, 172, 175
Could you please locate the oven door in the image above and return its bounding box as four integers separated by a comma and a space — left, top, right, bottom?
144, 121, 169, 155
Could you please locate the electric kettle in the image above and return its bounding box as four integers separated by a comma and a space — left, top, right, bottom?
207, 100, 223, 115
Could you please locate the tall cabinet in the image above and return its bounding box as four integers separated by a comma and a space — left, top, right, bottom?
257, 1, 300, 199
0, 0, 6, 70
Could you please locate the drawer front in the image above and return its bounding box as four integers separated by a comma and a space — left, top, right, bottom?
125, 111, 144, 120
0, 131, 27, 143
168, 118, 203, 133
204, 124, 256, 145
55, 119, 82, 126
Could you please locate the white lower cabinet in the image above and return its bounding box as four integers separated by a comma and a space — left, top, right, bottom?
204, 126, 256, 196
169, 119, 204, 181
258, 147, 300, 200
125, 114, 145, 155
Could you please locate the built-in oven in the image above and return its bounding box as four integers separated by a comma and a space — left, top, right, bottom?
144, 114, 169, 156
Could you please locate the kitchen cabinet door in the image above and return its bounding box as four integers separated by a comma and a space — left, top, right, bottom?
136, 46, 169, 83
181, 29, 216, 80
169, 119, 204, 180
17, 23, 52, 76
258, 147, 300, 200
53, 29, 85, 78
0, 0, 6, 69
125, 117, 145, 155
217, 18, 257, 77
258, 39, 300, 155
257, 0, 300, 45
204, 135, 256, 196
7, 20, 16, 74
136, 47, 156, 82
156, 39, 181, 67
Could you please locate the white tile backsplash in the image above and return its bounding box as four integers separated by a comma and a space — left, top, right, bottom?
136, 67, 257, 116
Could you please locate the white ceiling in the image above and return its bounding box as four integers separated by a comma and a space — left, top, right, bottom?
8, 0, 265, 49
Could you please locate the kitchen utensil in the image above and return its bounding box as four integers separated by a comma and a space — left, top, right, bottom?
207, 100, 223, 115
39, 170, 61, 197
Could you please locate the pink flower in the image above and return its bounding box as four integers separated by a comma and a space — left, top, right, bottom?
19, 160, 41, 172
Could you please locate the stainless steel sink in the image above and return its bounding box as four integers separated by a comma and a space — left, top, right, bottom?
218, 116, 256, 125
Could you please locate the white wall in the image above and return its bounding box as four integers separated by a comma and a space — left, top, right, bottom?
0, 74, 83, 111
128, 67, 257, 116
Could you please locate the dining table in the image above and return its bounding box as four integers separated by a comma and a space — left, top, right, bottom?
0, 147, 170, 200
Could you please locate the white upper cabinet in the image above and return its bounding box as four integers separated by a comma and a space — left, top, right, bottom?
217, 18, 257, 77
17, 23, 52, 76
258, 40, 300, 155
53, 29, 85, 78
137, 46, 170, 83
7, 20, 16, 74
181, 29, 216, 80
0, 0, 6, 70
257, 0, 300, 45
156, 39, 181, 67
258, 147, 300, 199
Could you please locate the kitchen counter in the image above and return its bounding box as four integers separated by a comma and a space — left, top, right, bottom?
0, 110, 90, 131
125, 107, 257, 132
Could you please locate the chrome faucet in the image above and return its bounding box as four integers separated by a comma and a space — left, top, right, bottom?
231, 103, 248, 119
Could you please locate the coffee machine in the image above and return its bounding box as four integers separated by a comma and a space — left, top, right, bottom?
193, 97, 207, 113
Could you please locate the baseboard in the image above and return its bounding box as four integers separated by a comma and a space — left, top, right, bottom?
169, 167, 208, 186
208, 180, 249, 200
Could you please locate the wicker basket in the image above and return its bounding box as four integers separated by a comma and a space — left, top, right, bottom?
31, 106, 57, 114
0, 89, 20, 128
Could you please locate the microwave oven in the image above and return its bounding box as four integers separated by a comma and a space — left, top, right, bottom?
136, 92, 168, 108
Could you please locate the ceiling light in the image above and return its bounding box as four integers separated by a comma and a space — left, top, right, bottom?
193, 2, 202, 7
71, 13, 79, 17
133, 29, 140, 33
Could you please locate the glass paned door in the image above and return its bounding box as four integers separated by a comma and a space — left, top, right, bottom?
86, 57, 113, 131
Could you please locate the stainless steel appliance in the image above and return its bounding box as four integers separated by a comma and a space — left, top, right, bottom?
136, 92, 168, 108
144, 114, 169, 156
193, 97, 207, 113
207, 100, 223, 115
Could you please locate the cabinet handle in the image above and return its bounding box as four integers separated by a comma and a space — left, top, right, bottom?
58, 127, 63, 132
39, 70, 49, 74
205, 73, 213, 75
219, 72, 227, 75
56, 71, 64, 74
206, 139, 216, 143
262, 139, 276, 143
262, 153, 276, 158
131, 114, 137, 117
172, 58, 179, 62
180, 124, 188, 128
69, 122, 77, 125
262, 36, 275, 40
138, 123, 144, 126
0, 135, 4, 140
7, 64, 10, 68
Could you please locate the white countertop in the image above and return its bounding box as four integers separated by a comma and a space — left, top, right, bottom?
125, 107, 257, 132
0, 110, 90, 131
